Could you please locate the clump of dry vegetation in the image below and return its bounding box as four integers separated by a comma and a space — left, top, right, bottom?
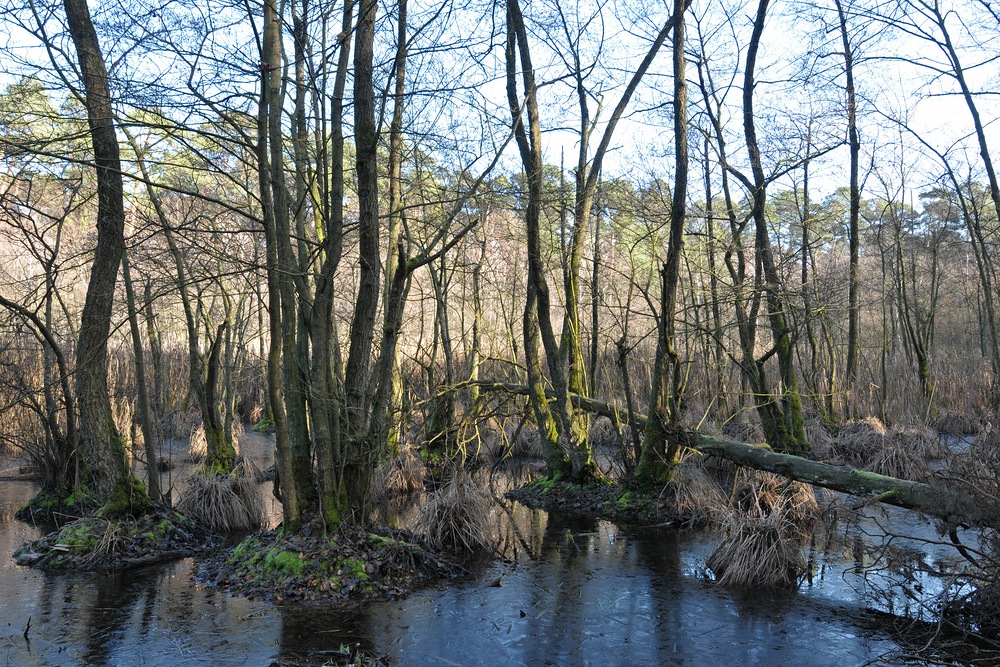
176, 468, 265, 533
863, 440, 931, 481
804, 418, 836, 462
589, 416, 622, 450
834, 417, 887, 467
931, 412, 980, 437
721, 415, 764, 444
483, 425, 544, 464
707, 510, 807, 587
371, 445, 425, 501
662, 457, 728, 526
707, 471, 819, 587
417, 466, 494, 554
933, 440, 1000, 528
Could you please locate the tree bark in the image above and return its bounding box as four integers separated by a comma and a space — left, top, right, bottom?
636, 0, 689, 484
63, 0, 148, 514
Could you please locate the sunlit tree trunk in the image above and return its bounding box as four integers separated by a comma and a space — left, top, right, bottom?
636, 0, 688, 484
63, 0, 148, 513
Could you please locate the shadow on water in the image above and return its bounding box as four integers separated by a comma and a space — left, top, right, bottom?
0, 465, 945, 667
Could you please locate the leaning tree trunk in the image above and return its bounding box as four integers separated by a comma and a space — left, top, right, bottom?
63, 0, 148, 514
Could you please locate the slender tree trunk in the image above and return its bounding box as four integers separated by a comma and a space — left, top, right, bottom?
63, 0, 148, 513
121, 247, 162, 501
259, 0, 300, 527
506, 0, 570, 479
836, 0, 862, 418
636, 0, 688, 484
740, 0, 808, 453
341, 0, 381, 508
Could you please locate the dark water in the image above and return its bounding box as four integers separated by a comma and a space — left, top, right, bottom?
1, 477, 959, 666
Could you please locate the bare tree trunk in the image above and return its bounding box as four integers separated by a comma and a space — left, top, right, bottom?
636, 0, 689, 484
341, 0, 381, 508
506, 0, 571, 479
259, 0, 301, 527
836, 0, 862, 418
63, 0, 148, 513
739, 0, 808, 453
121, 247, 161, 500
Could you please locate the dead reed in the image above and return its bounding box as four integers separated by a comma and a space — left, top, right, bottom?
176, 468, 265, 532
862, 440, 931, 481
720, 415, 764, 444
804, 418, 836, 462
371, 445, 425, 501
931, 412, 980, 437
663, 457, 728, 526
186, 422, 242, 463
417, 466, 493, 554
707, 510, 806, 587
834, 417, 887, 467
706, 470, 819, 588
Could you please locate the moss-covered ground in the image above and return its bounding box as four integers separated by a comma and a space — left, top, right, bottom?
13, 504, 217, 569
203, 527, 464, 605
509, 476, 673, 525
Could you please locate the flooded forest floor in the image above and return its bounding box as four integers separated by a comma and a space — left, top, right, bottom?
2, 423, 1000, 666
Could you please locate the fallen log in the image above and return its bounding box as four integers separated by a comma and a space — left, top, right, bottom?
470, 381, 993, 528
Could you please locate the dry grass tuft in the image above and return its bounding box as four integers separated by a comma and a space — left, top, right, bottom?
186, 423, 241, 463
166, 408, 200, 440
112, 396, 136, 454
731, 471, 820, 532
371, 445, 425, 501
176, 469, 265, 532
893, 425, 948, 460
186, 424, 207, 463
707, 511, 805, 587
804, 419, 837, 462
233, 455, 266, 483
835, 417, 887, 467
707, 470, 818, 587
663, 458, 728, 526
484, 426, 545, 463
932, 412, 980, 437
589, 416, 621, 450
417, 466, 494, 554
863, 440, 931, 481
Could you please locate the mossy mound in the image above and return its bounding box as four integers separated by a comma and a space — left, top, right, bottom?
204, 527, 464, 605
13, 504, 216, 570
509, 478, 669, 524
15, 490, 99, 527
